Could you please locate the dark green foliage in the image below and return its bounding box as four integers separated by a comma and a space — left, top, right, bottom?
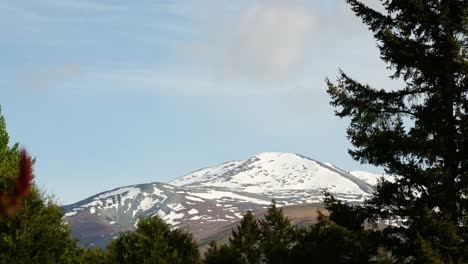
324, 192, 367, 231
203, 201, 295, 264
107, 215, 200, 264
327, 0, 468, 262
229, 211, 261, 264
0, 190, 79, 264
211, 201, 381, 264
259, 200, 295, 264
204, 241, 244, 264
374, 247, 398, 264
75, 247, 108, 264
0, 106, 21, 196
290, 216, 376, 264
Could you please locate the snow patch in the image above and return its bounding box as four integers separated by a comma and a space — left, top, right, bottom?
139, 196, 158, 211
162, 211, 184, 226
64, 211, 77, 217
186, 196, 204, 202
167, 203, 185, 211
188, 209, 198, 215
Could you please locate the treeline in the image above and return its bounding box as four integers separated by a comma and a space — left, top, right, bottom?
204, 199, 379, 264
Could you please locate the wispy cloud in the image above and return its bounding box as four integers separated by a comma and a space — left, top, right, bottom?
17, 63, 84, 91
24, 0, 124, 12
0, 0, 125, 27
42, 0, 124, 11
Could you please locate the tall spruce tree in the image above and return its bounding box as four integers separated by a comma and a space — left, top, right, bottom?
229, 211, 262, 264
204, 241, 245, 264
290, 215, 376, 264
259, 200, 295, 264
327, 0, 468, 262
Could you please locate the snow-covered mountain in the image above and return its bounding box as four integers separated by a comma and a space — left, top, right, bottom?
63, 152, 385, 248
172, 152, 373, 195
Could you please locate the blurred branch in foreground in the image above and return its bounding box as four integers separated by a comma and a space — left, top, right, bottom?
0, 149, 33, 218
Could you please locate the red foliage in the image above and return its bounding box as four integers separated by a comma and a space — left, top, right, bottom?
0, 149, 34, 218
15, 149, 33, 197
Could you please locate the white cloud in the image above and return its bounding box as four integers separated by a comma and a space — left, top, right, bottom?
197, 0, 316, 84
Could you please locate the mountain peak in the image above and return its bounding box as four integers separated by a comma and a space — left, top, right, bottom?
170, 152, 373, 195
253, 152, 300, 159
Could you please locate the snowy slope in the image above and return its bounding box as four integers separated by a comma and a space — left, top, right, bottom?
350, 171, 383, 186
63, 182, 242, 248
171, 152, 373, 195
350, 170, 396, 186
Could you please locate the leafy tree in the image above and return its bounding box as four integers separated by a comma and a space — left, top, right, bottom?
204, 241, 244, 264
0, 190, 80, 264
0, 106, 79, 263
229, 211, 262, 264
0, 106, 22, 214
107, 215, 200, 264
327, 0, 468, 262
259, 200, 295, 264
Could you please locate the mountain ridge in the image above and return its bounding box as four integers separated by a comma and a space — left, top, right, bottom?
62, 152, 385, 248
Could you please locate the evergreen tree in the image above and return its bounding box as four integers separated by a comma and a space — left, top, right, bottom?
290, 216, 375, 264
107, 215, 200, 264
374, 247, 398, 264
326, 0, 468, 262
324, 192, 367, 231
259, 200, 295, 264
75, 247, 108, 264
229, 211, 262, 264
204, 241, 244, 264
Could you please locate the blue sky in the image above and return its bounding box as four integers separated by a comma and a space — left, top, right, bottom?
0, 0, 401, 204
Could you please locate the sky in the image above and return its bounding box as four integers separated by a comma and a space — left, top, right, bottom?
0, 0, 403, 204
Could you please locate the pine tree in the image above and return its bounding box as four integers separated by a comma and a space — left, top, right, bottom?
259, 200, 295, 264
229, 211, 262, 264
326, 0, 468, 262
75, 247, 108, 264
290, 217, 375, 264
204, 241, 244, 264
324, 192, 367, 231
